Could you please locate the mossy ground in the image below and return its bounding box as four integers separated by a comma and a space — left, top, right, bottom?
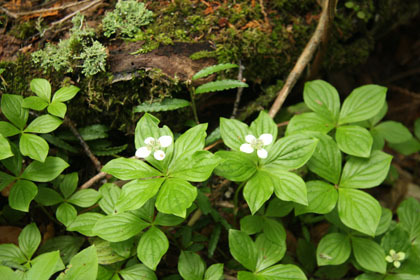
1, 0, 418, 134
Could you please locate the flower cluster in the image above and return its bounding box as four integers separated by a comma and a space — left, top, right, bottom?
385, 249, 405, 268
240, 133, 273, 159
135, 135, 172, 160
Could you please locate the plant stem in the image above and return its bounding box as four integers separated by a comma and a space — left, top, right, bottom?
189, 88, 200, 124
233, 181, 246, 216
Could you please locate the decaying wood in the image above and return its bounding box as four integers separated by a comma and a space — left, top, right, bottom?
108, 41, 215, 82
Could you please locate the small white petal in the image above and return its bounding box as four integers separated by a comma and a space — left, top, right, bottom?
257, 148, 268, 158
135, 147, 151, 158
144, 137, 155, 145
240, 143, 254, 153
158, 135, 172, 147
394, 261, 401, 268
390, 249, 396, 255
259, 133, 273, 145
397, 252, 406, 260
154, 150, 166, 160
385, 256, 393, 263
245, 134, 256, 143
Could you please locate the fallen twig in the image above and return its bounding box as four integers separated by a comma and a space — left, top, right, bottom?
268, 0, 332, 118
50, 0, 102, 27
231, 61, 245, 118
64, 117, 102, 172
79, 171, 107, 190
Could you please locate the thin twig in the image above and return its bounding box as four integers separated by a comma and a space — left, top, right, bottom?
80, 171, 107, 189
259, 0, 270, 29
388, 85, 420, 100
187, 209, 202, 226
64, 117, 102, 172
231, 61, 245, 118
268, 0, 332, 118
50, 0, 102, 27
1, 0, 93, 18
204, 139, 223, 151
277, 120, 289, 127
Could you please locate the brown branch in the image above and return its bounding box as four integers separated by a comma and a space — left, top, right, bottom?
231, 62, 245, 118
50, 0, 102, 27
64, 117, 102, 172
79, 171, 107, 190
268, 0, 332, 118
388, 85, 420, 100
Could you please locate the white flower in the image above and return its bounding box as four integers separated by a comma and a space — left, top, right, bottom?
240, 133, 273, 159
135, 135, 172, 161
385, 249, 405, 268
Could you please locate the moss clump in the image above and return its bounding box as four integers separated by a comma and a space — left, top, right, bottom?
102, 0, 154, 38
32, 13, 107, 77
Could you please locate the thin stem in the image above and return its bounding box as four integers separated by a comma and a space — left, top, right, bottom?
233, 181, 246, 216
189, 87, 200, 124
231, 61, 245, 118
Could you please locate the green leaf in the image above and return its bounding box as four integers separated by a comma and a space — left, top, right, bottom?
265, 198, 294, 218
244, 171, 274, 215
92, 144, 127, 156
30, 78, 52, 102
0, 121, 20, 137
338, 188, 381, 236
9, 180, 38, 212
35, 186, 63, 206
214, 150, 256, 181
192, 63, 238, 80
170, 151, 221, 182
42, 134, 79, 153
56, 202, 77, 226
381, 225, 411, 253
93, 212, 149, 242
307, 133, 342, 184
57, 246, 97, 280
68, 189, 101, 207
351, 236, 386, 274
133, 98, 190, 113
195, 79, 248, 94
116, 178, 164, 213
0, 134, 13, 160
267, 169, 307, 206
220, 117, 250, 151
0, 171, 16, 192
19, 133, 49, 162
397, 198, 420, 240
98, 183, 121, 215
2, 142, 22, 176
375, 207, 392, 236
238, 271, 263, 280
132, 199, 155, 223
60, 172, 78, 199
26, 251, 64, 280
374, 121, 412, 144
262, 218, 286, 245
38, 236, 84, 265
102, 158, 162, 180
204, 263, 224, 280
388, 138, 420, 156
339, 150, 393, 189
0, 265, 18, 279
370, 129, 385, 150
173, 124, 207, 160
255, 233, 286, 272
240, 215, 264, 235
249, 111, 278, 142
263, 134, 318, 170
415, 118, 420, 139
256, 264, 307, 280
316, 233, 351, 266
48, 102, 67, 118
67, 213, 105, 236
336, 125, 372, 158
137, 226, 169, 271
1, 94, 29, 129
154, 212, 184, 226
303, 80, 340, 122
92, 238, 125, 265
19, 223, 41, 260
0, 243, 26, 265
295, 180, 338, 215
156, 178, 197, 218
178, 251, 206, 280
52, 85, 80, 102
368, 102, 388, 127
338, 85, 387, 124
25, 114, 62, 133
22, 96, 49, 111
21, 156, 69, 182
229, 229, 257, 272
120, 264, 157, 280
286, 112, 334, 135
